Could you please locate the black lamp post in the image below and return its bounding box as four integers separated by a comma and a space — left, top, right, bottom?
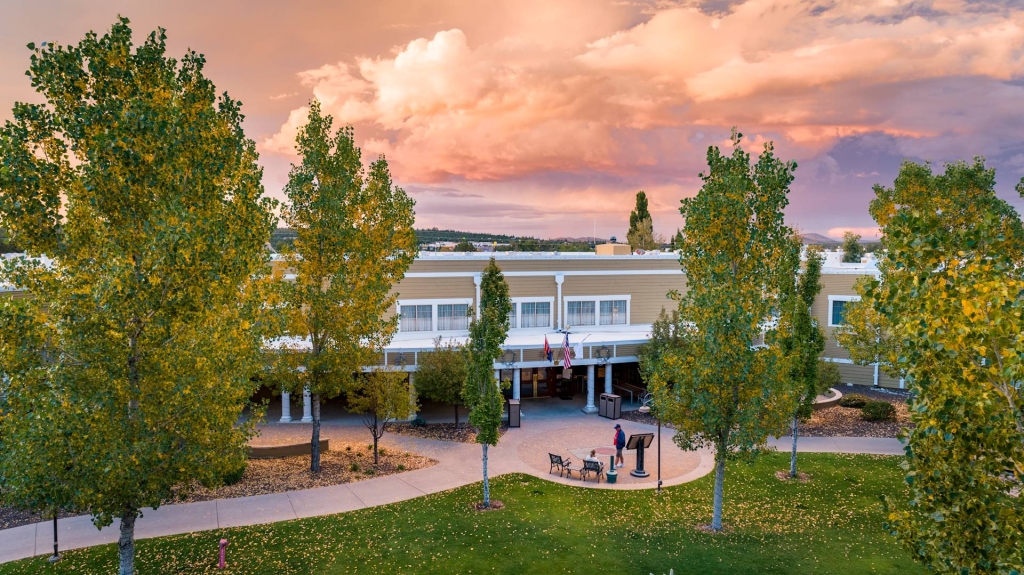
48, 512, 60, 563
656, 409, 662, 494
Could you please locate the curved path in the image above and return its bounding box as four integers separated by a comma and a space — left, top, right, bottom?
0, 413, 903, 564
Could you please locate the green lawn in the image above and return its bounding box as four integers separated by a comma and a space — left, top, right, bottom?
1, 453, 921, 574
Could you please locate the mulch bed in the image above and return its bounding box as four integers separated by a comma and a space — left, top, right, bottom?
619, 385, 914, 439
472, 500, 504, 512
802, 386, 913, 438
0, 442, 435, 530
389, 422, 509, 443
775, 470, 811, 482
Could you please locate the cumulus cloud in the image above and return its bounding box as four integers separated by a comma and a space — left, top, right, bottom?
261, 0, 1024, 235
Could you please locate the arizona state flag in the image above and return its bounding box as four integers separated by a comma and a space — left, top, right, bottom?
543, 335, 552, 362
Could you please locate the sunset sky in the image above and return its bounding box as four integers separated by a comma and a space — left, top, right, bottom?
2, 0, 1023, 240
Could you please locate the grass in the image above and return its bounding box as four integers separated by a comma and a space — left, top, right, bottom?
0, 453, 921, 574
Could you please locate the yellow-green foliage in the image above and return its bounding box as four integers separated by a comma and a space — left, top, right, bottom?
0, 18, 276, 572
838, 159, 1024, 574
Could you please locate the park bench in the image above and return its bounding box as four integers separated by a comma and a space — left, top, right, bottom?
549, 453, 572, 477
578, 459, 606, 483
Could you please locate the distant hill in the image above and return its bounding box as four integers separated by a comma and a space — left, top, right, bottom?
414, 228, 517, 244
550, 236, 609, 244
801, 232, 838, 245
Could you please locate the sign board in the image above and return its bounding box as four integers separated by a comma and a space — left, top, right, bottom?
626, 433, 654, 450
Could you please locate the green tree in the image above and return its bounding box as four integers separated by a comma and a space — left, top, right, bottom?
841, 231, 863, 263
0, 19, 275, 575
629, 190, 652, 237
454, 239, 477, 252
415, 336, 469, 426
276, 101, 416, 473
648, 131, 799, 531
776, 242, 826, 478
348, 368, 416, 465
838, 159, 1024, 574
462, 257, 511, 508
626, 217, 662, 252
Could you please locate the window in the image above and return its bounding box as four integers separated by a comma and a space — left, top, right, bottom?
599, 300, 627, 325
437, 304, 470, 331
400, 305, 432, 332
520, 302, 551, 328
827, 295, 859, 327
507, 303, 517, 329
566, 301, 596, 326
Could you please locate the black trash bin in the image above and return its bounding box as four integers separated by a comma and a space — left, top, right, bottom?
507, 399, 521, 428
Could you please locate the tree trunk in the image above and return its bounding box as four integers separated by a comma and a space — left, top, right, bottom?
311, 393, 322, 473
373, 433, 379, 465
482, 443, 490, 508
711, 446, 726, 532
118, 509, 137, 575
790, 414, 799, 479
454, 404, 459, 427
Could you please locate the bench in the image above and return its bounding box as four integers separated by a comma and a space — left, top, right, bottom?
577, 459, 606, 483
549, 453, 572, 477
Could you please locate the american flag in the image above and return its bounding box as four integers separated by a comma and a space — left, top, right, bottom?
543, 335, 552, 362
562, 333, 572, 369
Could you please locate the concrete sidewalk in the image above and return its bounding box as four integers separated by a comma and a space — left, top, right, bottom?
0, 416, 904, 564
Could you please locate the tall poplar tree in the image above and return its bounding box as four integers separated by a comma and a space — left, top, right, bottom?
648, 131, 799, 531
277, 101, 416, 472
776, 242, 826, 478
0, 19, 275, 575
463, 257, 511, 508
838, 159, 1024, 574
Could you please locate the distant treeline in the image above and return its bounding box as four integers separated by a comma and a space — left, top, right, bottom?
270, 228, 601, 252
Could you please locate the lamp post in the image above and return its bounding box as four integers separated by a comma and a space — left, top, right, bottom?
657, 412, 662, 494
48, 512, 60, 563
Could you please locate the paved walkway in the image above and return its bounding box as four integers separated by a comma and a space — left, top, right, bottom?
0, 406, 903, 564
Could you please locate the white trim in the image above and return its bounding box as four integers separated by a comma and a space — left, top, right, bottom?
406, 269, 682, 279
563, 295, 631, 328
827, 295, 860, 327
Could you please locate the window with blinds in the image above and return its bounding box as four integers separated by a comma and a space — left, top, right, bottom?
520, 302, 551, 328
400, 305, 432, 332
566, 301, 596, 326
507, 303, 517, 329
599, 300, 627, 325
437, 303, 470, 331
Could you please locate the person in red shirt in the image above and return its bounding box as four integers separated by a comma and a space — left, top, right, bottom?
613, 424, 626, 468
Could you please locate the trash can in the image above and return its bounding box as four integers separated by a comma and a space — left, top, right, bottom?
599, 393, 621, 419
606, 455, 617, 484
507, 399, 521, 428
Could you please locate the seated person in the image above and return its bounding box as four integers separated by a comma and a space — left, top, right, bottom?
584, 449, 600, 464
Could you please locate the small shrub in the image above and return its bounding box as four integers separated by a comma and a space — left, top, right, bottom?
397, 464, 405, 471
364, 468, 375, 476
349, 463, 359, 472
411, 416, 427, 427
222, 461, 247, 486
367, 444, 373, 451
345, 445, 352, 452
839, 393, 869, 408
379, 447, 388, 456
861, 400, 896, 421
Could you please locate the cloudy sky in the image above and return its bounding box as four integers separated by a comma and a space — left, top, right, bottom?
2, 0, 1023, 240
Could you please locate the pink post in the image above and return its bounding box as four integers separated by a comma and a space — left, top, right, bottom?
218, 538, 229, 569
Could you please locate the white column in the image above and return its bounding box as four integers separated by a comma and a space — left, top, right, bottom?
301, 387, 313, 423
555, 274, 565, 330
872, 363, 879, 387
513, 368, 521, 400
899, 377, 905, 389
604, 363, 612, 394
407, 372, 418, 421
474, 274, 483, 319
583, 364, 597, 413
494, 369, 500, 386
279, 391, 292, 423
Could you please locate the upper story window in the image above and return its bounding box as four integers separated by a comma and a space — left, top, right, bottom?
599, 300, 627, 325
398, 299, 473, 333
438, 303, 470, 331
400, 305, 432, 332
566, 300, 596, 326
565, 296, 631, 328
520, 301, 551, 328
508, 303, 517, 329
828, 295, 860, 327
